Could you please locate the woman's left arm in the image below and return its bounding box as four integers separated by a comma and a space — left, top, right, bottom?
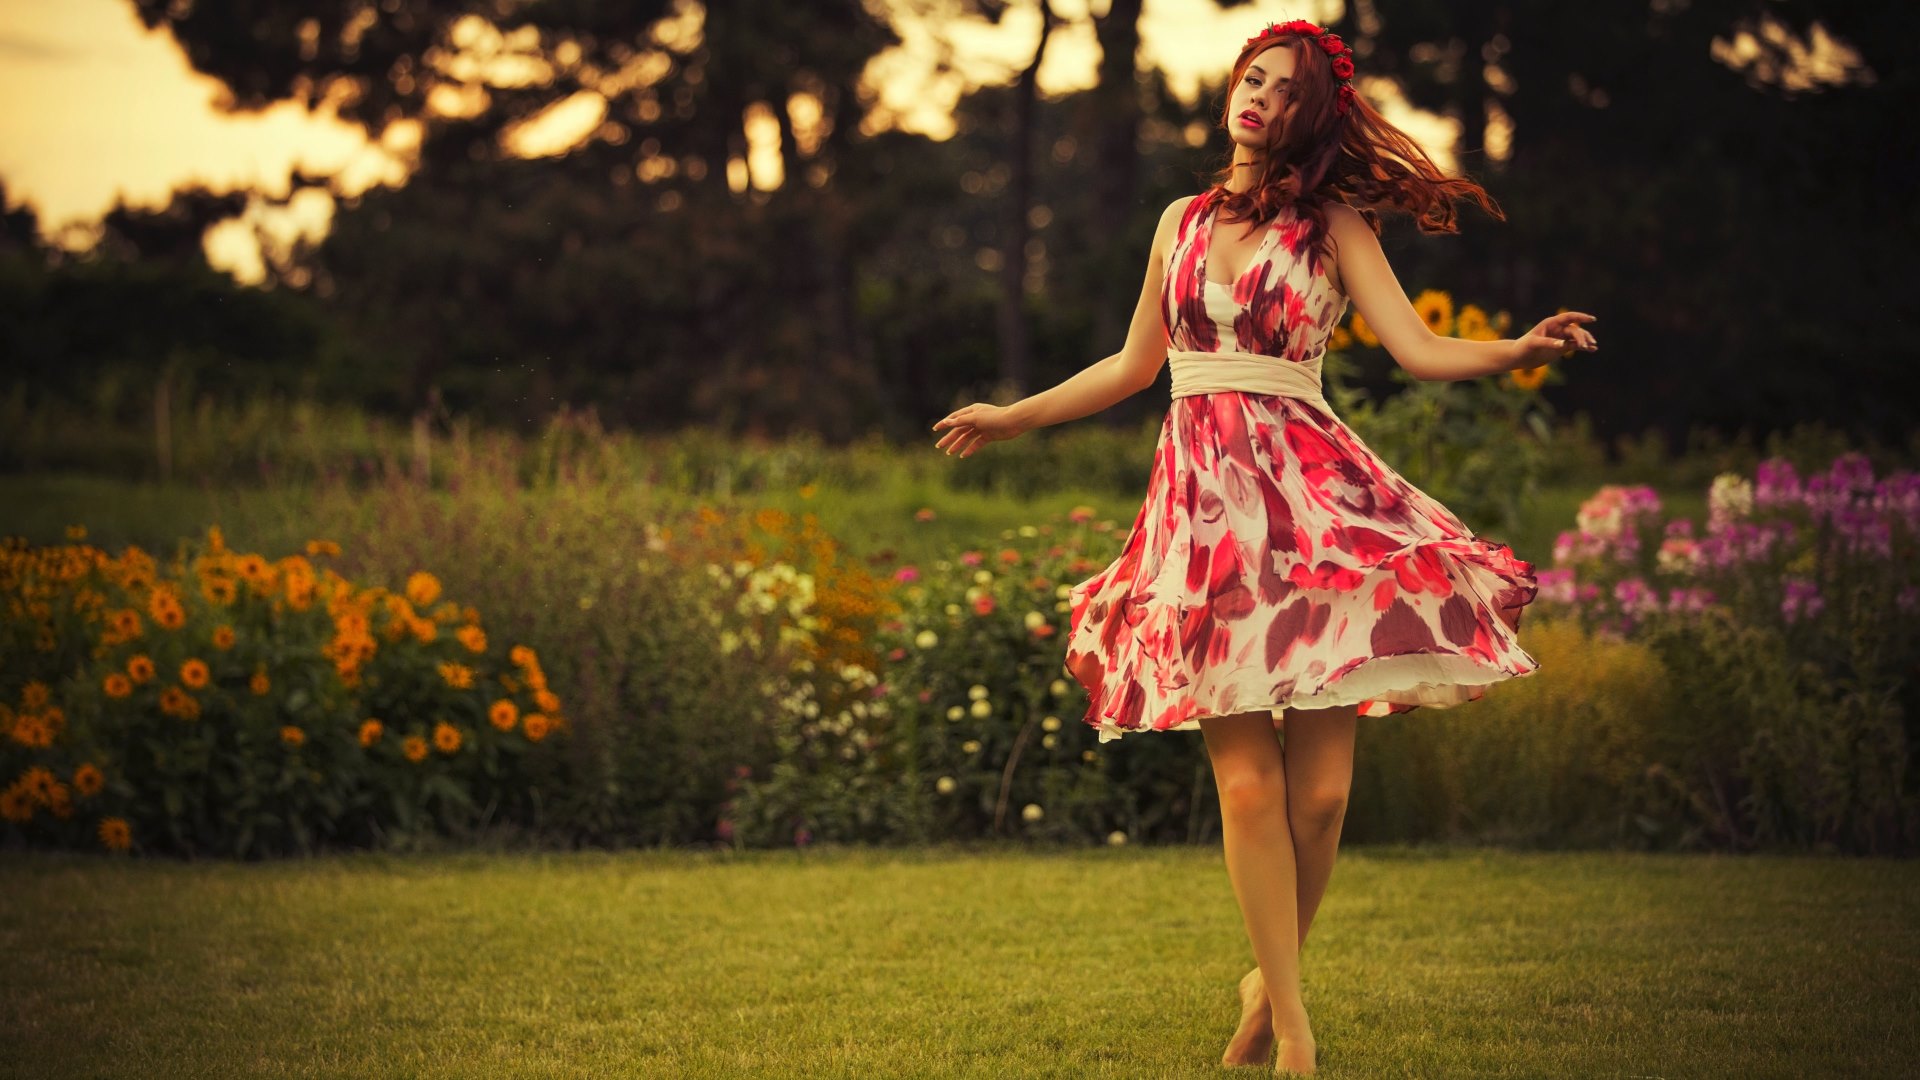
1326, 203, 1598, 382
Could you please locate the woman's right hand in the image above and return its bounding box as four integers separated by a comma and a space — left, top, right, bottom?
932, 403, 1026, 457
1510, 310, 1599, 369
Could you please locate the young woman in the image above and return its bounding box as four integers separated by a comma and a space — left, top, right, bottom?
933, 19, 1596, 1076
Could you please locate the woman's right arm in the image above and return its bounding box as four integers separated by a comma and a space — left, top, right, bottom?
1001, 197, 1189, 433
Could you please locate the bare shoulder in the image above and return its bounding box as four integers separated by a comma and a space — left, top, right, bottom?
1151, 195, 1201, 263
1321, 201, 1377, 294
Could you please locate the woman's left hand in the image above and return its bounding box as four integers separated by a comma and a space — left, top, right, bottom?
932, 403, 1026, 457
1510, 310, 1598, 369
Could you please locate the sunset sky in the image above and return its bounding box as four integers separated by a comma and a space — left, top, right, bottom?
0, 0, 1471, 283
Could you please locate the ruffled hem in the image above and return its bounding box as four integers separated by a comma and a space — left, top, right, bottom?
1082, 650, 1539, 744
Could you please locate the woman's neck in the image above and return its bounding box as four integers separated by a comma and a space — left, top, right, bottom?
1226, 149, 1268, 194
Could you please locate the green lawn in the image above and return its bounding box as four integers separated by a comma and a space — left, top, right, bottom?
0, 844, 1911, 1078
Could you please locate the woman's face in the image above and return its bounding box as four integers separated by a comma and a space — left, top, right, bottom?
1226, 41, 1297, 152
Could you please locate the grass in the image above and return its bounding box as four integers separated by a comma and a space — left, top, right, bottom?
0, 843, 1913, 1078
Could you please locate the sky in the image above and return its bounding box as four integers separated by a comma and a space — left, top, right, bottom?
0, 0, 1465, 283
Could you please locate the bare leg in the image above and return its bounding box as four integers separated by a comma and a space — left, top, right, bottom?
1201, 709, 1317, 1075
1223, 703, 1358, 1070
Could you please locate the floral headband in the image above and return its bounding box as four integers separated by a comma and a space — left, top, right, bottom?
1244, 19, 1358, 115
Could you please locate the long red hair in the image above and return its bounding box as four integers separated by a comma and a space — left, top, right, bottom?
1204, 31, 1505, 274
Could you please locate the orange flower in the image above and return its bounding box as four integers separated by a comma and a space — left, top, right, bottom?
180, 658, 209, 689
211, 625, 235, 650
432, 721, 462, 754
250, 670, 270, 695
359, 719, 384, 747
489, 700, 519, 732
73, 763, 104, 797
103, 672, 133, 699
127, 655, 155, 682
522, 713, 551, 742
98, 817, 131, 851
280, 726, 306, 747
972, 594, 997, 616
405, 571, 441, 609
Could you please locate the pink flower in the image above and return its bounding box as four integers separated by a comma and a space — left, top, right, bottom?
959, 551, 984, 566
894, 565, 920, 583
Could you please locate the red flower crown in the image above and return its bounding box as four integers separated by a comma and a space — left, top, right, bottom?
1244, 19, 1358, 115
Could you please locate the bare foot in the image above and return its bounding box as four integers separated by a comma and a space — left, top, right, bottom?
1272, 999, 1317, 1076
1221, 966, 1274, 1067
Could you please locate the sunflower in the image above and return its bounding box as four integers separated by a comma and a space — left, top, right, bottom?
1508, 365, 1550, 391
402, 735, 429, 763
73, 763, 104, 797
1412, 289, 1454, 336
180, 658, 209, 690
359, 719, 384, 747
98, 817, 131, 851
432, 721, 462, 754
103, 672, 133, 699
489, 700, 519, 732
1455, 304, 1495, 341
1348, 311, 1379, 348
523, 714, 551, 742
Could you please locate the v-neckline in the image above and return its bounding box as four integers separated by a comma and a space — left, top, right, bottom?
1201, 193, 1284, 289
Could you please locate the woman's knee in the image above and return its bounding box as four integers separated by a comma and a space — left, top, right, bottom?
1216, 765, 1287, 821
1288, 786, 1350, 835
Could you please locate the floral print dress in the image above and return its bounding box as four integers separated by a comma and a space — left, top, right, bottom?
1063, 188, 1541, 744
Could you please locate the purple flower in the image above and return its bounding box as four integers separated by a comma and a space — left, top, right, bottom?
1829, 451, 1875, 499
894, 565, 921, 583
1781, 577, 1825, 623
1755, 458, 1803, 509
1538, 567, 1577, 604
1613, 576, 1661, 616
1898, 586, 1918, 614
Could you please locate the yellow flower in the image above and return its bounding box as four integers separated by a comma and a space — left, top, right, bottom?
212, 625, 235, 650
1349, 311, 1379, 348
359, 719, 384, 747
432, 721, 462, 754
1412, 289, 1454, 336
280, 725, 306, 747
402, 735, 429, 762
523, 713, 551, 742
19, 766, 57, 804
127, 655, 154, 683
1508, 365, 1549, 391
180, 658, 209, 689
799, 483, 818, 499
306, 539, 341, 558
98, 816, 131, 851
438, 661, 474, 690
405, 571, 441, 609
73, 763, 104, 797
455, 625, 487, 654
1330, 325, 1353, 351
103, 672, 133, 699
1455, 304, 1497, 341
489, 700, 519, 732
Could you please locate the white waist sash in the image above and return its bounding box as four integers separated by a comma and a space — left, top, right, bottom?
1167, 349, 1326, 407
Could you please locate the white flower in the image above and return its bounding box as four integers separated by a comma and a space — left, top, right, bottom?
1022, 803, 1044, 823
946, 705, 965, 722
1041, 715, 1061, 732
1055, 600, 1070, 613
719, 629, 741, 655
972, 569, 993, 585
1023, 610, 1046, 630
1050, 679, 1070, 698
851, 701, 868, 719
915, 629, 939, 649
962, 739, 982, 754
1055, 584, 1072, 599
1041, 733, 1058, 749
964, 585, 984, 603
969, 699, 992, 719
968, 684, 990, 701
1106, 830, 1128, 846
936, 776, 957, 794
944, 603, 962, 617
731, 559, 753, 578
1018, 524, 1039, 537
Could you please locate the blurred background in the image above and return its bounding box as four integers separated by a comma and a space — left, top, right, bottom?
2, 0, 1912, 450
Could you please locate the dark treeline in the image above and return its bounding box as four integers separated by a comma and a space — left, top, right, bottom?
3, 0, 1913, 453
